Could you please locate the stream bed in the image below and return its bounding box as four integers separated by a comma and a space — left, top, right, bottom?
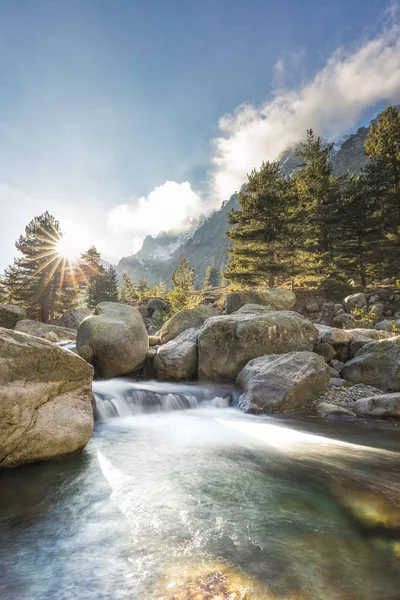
0, 380, 399, 599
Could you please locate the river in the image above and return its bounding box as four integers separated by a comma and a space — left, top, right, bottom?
0, 379, 399, 599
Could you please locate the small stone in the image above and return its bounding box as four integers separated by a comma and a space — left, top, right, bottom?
148, 335, 161, 346
330, 359, 344, 372
329, 377, 350, 388
305, 300, 319, 313
146, 348, 158, 358
42, 331, 59, 343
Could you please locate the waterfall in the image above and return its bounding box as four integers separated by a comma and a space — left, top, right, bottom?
92, 379, 239, 421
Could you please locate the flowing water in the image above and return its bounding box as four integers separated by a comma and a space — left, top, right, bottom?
0, 379, 399, 600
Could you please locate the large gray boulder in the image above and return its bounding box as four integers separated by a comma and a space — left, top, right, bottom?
15, 319, 77, 341
0, 304, 27, 329
160, 307, 219, 344
237, 352, 330, 414
198, 310, 318, 382
153, 328, 198, 381
225, 289, 295, 314
50, 306, 92, 330
0, 328, 94, 467
342, 337, 400, 391
353, 393, 400, 418
76, 302, 148, 378
344, 292, 367, 312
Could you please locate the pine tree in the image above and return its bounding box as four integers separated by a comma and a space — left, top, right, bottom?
4, 212, 78, 321
293, 130, 339, 273
80, 248, 119, 307
203, 264, 220, 288
136, 277, 150, 300
150, 280, 167, 297
103, 265, 119, 302
121, 273, 138, 303
364, 106, 400, 277
168, 257, 195, 313
334, 174, 382, 285
224, 161, 294, 288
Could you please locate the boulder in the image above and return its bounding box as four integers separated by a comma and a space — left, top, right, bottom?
147, 298, 170, 314
237, 351, 330, 414
368, 303, 384, 317
160, 307, 219, 344
42, 331, 59, 343
15, 319, 77, 341
149, 335, 161, 346
375, 319, 393, 332
0, 304, 27, 329
329, 378, 350, 388
198, 310, 318, 382
330, 359, 344, 373
76, 302, 148, 378
319, 326, 353, 346
225, 289, 295, 314
50, 306, 92, 330
342, 337, 400, 391
153, 328, 198, 381
314, 342, 336, 363
332, 313, 355, 328
353, 393, 400, 418
0, 328, 94, 467
344, 293, 367, 313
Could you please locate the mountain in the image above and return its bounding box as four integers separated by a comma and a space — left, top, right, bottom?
116, 108, 393, 289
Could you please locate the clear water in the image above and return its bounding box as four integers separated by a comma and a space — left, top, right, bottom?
0, 380, 399, 600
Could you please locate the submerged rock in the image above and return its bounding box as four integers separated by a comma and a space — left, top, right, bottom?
76, 302, 148, 378
198, 310, 318, 382
225, 288, 295, 314
0, 304, 27, 329
154, 328, 198, 381
160, 307, 218, 344
237, 351, 330, 413
0, 328, 94, 467
316, 402, 355, 416
342, 336, 400, 391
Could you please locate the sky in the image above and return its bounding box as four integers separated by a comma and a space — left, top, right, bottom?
0, 0, 400, 268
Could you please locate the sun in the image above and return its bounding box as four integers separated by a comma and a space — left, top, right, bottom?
55, 233, 84, 262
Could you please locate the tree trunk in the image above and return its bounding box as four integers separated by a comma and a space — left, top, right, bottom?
358, 235, 367, 287
269, 274, 275, 288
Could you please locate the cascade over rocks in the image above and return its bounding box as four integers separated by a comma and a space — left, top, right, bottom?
237, 351, 330, 414
153, 328, 198, 381
225, 289, 295, 314
0, 304, 27, 329
15, 319, 77, 341
198, 308, 318, 382
160, 306, 219, 344
76, 302, 148, 378
0, 328, 94, 467
342, 337, 400, 391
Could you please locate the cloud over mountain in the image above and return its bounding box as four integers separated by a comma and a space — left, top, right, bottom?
211, 25, 400, 199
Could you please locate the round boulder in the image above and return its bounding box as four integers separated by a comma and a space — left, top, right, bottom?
342, 337, 400, 391
153, 328, 198, 381
225, 289, 295, 314
160, 307, 219, 344
198, 310, 318, 382
0, 328, 94, 467
237, 351, 330, 414
76, 302, 148, 378
0, 304, 27, 329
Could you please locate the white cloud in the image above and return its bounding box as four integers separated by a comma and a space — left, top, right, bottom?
211, 25, 400, 200
107, 180, 203, 254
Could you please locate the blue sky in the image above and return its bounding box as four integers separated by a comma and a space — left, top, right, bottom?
0, 0, 398, 265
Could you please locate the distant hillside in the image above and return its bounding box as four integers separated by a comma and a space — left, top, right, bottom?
116, 107, 394, 288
